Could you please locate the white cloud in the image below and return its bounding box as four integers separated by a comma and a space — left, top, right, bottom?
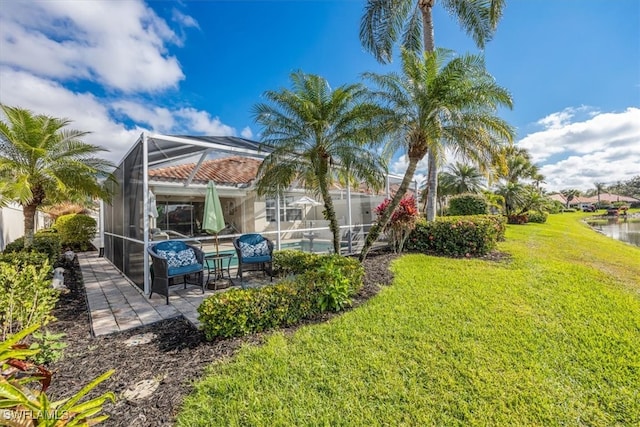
240, 127, 254, 139
519, 107, 640, 191
0, 67, 144, 164
0, 68, 246, 164
0, 0, 186, 92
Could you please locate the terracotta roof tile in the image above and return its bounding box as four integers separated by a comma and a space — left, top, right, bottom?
149, 156, 261, 186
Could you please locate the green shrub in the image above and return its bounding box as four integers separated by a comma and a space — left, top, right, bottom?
527, 211, 548, 223
3, 232, 62, 265
29, 330, 67, 365
198, 254, 364, 339
0, 251, 51, 272
54, 213, 97, 251
405, 215, 506, 257
507, 214, 529, 224
562, 208, 577, 213
448, 193, 489, 216
273, 250, 321, 276
0, 260, 59, 341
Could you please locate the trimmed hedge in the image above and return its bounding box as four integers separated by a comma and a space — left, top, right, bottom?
3, 232, 62, 266
527, 211, 548, 223
405, 215, 506, 257
448, 193, 489, 216
54, 213, 96, 251
198, 253, 364, 340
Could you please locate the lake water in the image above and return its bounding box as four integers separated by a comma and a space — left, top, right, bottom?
586, 217, 640, 247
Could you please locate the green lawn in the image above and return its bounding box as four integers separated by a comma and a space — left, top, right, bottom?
178, 212, 640, 426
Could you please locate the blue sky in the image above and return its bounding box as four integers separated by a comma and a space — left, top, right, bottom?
0, 0, 638, 192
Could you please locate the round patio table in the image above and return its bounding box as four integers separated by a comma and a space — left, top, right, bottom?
204, 253, 234, 290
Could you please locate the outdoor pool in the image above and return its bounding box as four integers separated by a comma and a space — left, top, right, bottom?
586, 216, 640, 247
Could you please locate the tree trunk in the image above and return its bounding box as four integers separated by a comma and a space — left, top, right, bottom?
359, 155, 420, 261
425, 152, 438, 220
421, 3, 439, 222
318, 159, 341, 254
23, 204, 37, 248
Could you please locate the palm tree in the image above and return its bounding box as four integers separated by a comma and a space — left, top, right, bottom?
360, 0, 506, 222
0, 105, 115, 247
499, 146, 539, 184
359, 49, 514, 260
440, 162, 484, 195
560, 188, 581, 208
253, 72, 388, 254
594, 182, 605, 206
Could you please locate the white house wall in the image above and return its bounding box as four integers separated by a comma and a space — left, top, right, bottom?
0, 203, 47, 251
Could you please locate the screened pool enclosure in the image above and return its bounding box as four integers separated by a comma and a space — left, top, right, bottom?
101, 133, 417, 296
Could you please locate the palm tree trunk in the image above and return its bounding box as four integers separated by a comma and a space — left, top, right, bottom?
23, 203, 37, 248
425, 153, 438, 220
318, 160, 341, 254
359, 156, 420, 261
421, 2, 439, 221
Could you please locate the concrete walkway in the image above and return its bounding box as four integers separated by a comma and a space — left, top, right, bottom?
78, 252, 207, 336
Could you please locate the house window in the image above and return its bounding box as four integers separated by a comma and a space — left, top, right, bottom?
266, 197, 302, 222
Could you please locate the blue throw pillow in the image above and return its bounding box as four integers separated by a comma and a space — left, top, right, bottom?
177, 248, 197, 266
254, 240, 269, 256
239, 241, 256, 258
156, 249, 182, 268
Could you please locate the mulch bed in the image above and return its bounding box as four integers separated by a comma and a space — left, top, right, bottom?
45, 250, 399, 427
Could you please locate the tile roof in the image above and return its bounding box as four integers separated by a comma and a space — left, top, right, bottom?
148, 156, 261, 186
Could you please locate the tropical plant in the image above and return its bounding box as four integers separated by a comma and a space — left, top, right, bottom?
560, 188, 581, 208
0, 324, 115, 426
495, 182, 526, 216
497, 146, 540, 184
594, 182, 605, 206
374, 195, 419, 253
0, 105, 116, 248
360, 0, 507, 222
253, 72, 388, 254
359, 48, 514, 260
440, 162, 484, 194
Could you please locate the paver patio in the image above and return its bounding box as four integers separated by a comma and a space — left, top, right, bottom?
78, 252, 272, 336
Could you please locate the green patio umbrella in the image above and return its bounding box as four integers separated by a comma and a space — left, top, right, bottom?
203, 181, 225, 254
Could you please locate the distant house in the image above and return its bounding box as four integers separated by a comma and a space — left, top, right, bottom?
548, 192, 639, 209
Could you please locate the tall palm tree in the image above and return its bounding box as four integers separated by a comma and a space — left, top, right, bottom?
0, 105, 115, 247
359, 49, 514, 260
594, 181, 605, 206
253, 72, 388, 254
360, 0, 506, 222
440, 162, 484, 195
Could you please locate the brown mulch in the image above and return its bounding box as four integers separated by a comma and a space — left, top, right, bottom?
45, 250, 399, 427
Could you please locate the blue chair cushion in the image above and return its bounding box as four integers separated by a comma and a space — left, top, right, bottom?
168, 263, 203, 277
241, 255, 271, 264
154, 240, 188, 253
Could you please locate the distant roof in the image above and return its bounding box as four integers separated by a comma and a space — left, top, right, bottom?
149, 156, 261, 187
549, 192, 639, 204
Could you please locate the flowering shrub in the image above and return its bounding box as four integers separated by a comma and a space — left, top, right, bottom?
406, 215, 506, 257
375, 196, 419, 253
